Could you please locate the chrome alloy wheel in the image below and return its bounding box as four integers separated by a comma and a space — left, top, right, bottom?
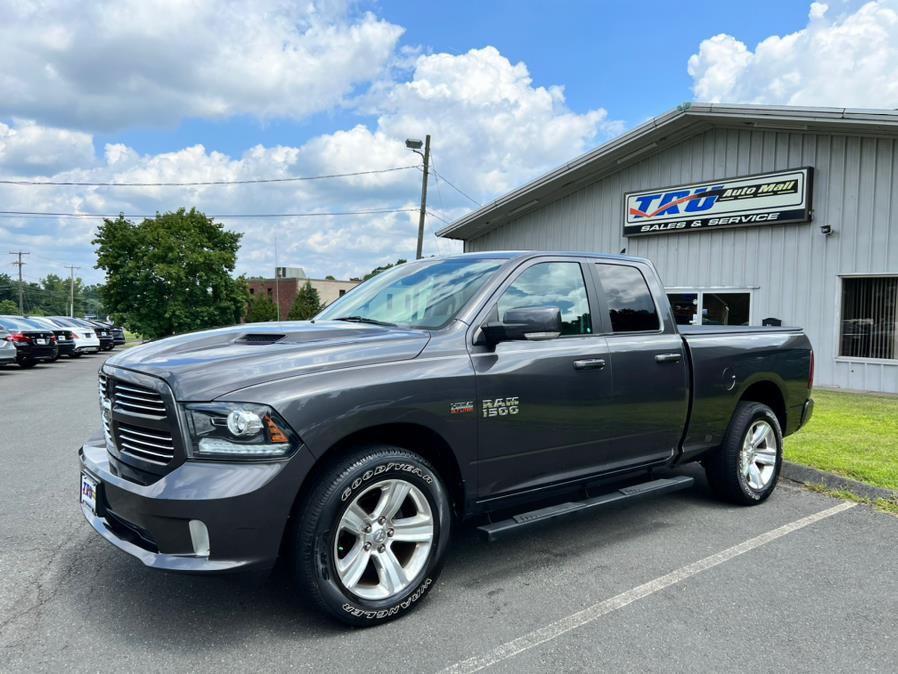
334, 479, 434, 600
740, 419, 778, 491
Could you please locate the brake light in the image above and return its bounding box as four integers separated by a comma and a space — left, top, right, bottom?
808, 350, 815, 391
8, 332, 30, 344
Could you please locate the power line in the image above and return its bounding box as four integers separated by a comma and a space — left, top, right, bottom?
0, 165, 419, 187
0, 207, 419, 220
426, 158, 481, 207
425, 209, 453, 226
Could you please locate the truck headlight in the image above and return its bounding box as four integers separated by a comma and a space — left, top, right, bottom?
184, 403, 298, 459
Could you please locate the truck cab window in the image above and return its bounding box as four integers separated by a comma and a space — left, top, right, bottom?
497, 262, 592, 335
595, 264, 660, 332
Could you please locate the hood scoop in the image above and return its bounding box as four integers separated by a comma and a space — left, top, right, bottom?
235, 333, 286, 345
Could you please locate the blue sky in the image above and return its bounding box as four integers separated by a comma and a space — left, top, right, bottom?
0, 0, 891, 285
94, 1, 818, 158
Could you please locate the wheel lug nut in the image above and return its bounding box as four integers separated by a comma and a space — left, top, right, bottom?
363, 542, 371, 551
378, 545, 386, 553
378, 516, 386, 525
364, 525, 372, 533
387, 528, 394, 537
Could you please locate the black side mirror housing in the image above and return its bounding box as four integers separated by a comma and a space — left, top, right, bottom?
481, 306, 563, 344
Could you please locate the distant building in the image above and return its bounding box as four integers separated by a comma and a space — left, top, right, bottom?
248, 268, 359, 318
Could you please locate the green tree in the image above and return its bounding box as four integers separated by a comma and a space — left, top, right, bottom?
324, 274, 336, 280
0, 299, 19, 314
363, 258, 407, 281
93, 208, 248, 339
245, 293, 278, 322
288, 280, 321, 320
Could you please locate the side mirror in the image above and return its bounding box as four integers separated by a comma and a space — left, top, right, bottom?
481, 306, 562, 344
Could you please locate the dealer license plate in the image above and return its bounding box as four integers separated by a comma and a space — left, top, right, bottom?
36, 338, 47, 345
81, 473, 97, 514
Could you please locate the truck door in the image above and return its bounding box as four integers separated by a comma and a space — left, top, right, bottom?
590, 262, 690, 467
470, 259, 614, 498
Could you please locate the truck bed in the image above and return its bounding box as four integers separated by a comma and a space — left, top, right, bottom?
678, 325, 812, 463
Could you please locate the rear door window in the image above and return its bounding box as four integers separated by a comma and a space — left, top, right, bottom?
594, 264, 660, 332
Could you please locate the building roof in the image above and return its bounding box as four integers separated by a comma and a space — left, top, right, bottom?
436, 103, 898, 241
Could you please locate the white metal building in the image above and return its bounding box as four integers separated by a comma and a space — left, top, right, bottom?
438, 104, 898, 393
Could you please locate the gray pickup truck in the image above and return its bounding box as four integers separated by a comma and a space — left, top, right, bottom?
79, 251, 814, 625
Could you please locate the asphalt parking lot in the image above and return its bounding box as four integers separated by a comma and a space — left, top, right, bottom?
2, 354, 897, 672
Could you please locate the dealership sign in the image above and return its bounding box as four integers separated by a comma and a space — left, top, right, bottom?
623, 167, 813, 237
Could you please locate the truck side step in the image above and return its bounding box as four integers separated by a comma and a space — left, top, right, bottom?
477, 475, 695, 542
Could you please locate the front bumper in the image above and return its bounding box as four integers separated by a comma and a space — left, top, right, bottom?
79, 435, 315, 573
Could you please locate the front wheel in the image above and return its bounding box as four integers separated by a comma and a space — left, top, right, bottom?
294, 446, 451, 626
705, 401, 783, 505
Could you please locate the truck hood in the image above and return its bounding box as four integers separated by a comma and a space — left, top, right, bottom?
104, 321, 431, 401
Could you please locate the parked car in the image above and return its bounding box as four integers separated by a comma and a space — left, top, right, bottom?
0, 316, 58, 367
98, 320, 126, 346
0, 326, 17, 367
46, 317, 102, 354
26, 316, 76, 359
83, 319, 115, 351
79, 252, 814, 626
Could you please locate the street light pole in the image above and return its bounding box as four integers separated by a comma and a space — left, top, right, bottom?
406, 135, 431, 260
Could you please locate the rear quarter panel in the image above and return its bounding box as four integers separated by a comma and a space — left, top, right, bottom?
681, 328, 812, 461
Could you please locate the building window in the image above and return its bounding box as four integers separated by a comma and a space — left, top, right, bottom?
595, 264, 659, 332
840, 277, 898, 360
666, 290, 751, 326
339, 289, 346, 297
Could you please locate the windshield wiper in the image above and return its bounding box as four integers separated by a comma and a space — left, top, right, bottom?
334, 316, 398, 327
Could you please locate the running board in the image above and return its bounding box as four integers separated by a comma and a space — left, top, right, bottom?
477, 475, 695, 542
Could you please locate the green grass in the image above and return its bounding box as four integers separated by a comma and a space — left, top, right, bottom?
784, 389, 898, 492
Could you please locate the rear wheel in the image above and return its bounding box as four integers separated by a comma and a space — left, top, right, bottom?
705, 401, 783, 505
18, 357, 36, 368
68, 351, 82, 359
294, 445, 451, 626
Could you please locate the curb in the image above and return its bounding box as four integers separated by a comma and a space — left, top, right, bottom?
782, 461, 898, 502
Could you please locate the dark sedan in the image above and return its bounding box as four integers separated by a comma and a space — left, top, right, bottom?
84, 319, 115, 351
0, 316, 58, 367
27, 316, 76, 359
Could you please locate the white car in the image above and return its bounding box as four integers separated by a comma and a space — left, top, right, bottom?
46, 317, 101, 354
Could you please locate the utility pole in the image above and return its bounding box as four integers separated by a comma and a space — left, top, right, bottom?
65, 265, 80, 317
406, 135, 431, 260
8, 251, 30, 314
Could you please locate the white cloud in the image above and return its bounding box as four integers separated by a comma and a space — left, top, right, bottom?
0, 0, 403, 131
688, 1, 898, 107
0, 120, 96, 174
376, 46, 622, 198
1, 44, 620, 285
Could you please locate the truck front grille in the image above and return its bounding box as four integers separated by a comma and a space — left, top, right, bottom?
99, 370, 181, 477
111, 382, 167, 418
117, 423, 176, 464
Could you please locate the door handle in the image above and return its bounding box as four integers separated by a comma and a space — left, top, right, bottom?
654, 352, 683, 363
573, 358, 606, 371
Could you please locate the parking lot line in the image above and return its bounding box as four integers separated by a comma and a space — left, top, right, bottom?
440, 501, 857, 674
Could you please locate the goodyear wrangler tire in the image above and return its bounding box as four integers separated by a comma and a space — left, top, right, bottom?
704, 401, 783, 506
295, 445, 451, 626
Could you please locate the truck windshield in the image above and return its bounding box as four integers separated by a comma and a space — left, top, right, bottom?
316, 258, 503, 329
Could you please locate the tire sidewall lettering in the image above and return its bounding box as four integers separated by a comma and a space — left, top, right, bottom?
340, 578, 433, 620
340, 461, 434, 502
